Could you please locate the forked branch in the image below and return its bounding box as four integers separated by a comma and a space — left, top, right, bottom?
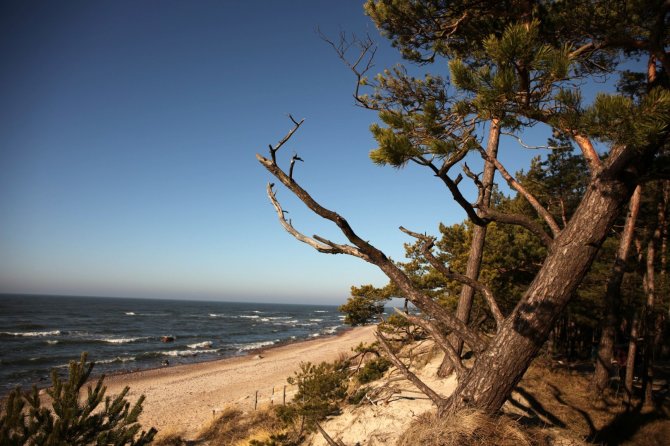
266, 184, 370, 261
269, 115, 305, 165
258, 121, 487, 353
375, 330, 447, 410
399, 227, 505, 329
393, 308, 466, 378
478, 147, 562, 237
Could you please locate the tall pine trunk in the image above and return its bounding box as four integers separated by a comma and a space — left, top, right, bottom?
592, 185, 642, 397
625, 311, 641, 403
439, 119, 501, 377
442, 168, 637, 414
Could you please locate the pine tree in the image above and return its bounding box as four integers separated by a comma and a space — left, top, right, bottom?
0, 353, 156, 445
257, 0, 670, 414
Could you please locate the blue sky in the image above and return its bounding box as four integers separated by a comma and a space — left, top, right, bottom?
0, 1, 625, 305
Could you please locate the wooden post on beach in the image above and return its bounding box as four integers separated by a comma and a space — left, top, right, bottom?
271, 386, 274, 405
283, 385, 286, 405
254, 390, 258, 411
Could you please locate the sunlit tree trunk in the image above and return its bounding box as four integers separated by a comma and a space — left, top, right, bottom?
443, 170, 637, 413
592, 185, 642, 398
439, 118, 501, 377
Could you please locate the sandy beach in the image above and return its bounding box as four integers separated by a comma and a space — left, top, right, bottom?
102, 325, 377, 439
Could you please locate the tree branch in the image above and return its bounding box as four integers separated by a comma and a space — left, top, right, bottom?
479, 208, 554, 248
393, 308, 466, 378
258, 124, 487, 353
462, 161, 553, 247
399, 227, 505, 329
375, 330, 447, 409
570, 132, 602, 174
266, 184, 370, 261
269, 115, 305, 165
478, 147, 562, 237
501, 131, 560, 150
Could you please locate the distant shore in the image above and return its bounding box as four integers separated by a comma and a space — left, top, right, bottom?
101, 324, 377, 439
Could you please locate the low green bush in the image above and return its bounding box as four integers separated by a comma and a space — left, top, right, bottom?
357, 357, 391, 384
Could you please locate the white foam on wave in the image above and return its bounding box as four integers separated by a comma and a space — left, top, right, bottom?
97, 356, 136, 364
314, 310, 328, 313
310, 333, 321, 338
236, 340, 277, 351
240, 315, 259, 319
101, 337, 144, 344
260, 318, 270, 322
322, 326, 339, 335
46, 340, 59, 345
2, 330, 61, 337
162, 349, 217, 357
309, 318, 323, 322
187, 341, 213, 349
125, 312, 136, 316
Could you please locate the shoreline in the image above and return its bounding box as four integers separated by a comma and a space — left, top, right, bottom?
95, 325, 356, 383
101, 324, 377, 438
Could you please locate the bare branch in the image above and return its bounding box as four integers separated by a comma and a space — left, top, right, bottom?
478, 208, 554, 248
429, 163, 488, 227
375, 330, 447, 409
478, 147, 562, 237
393, 308, 466, 378
399, 227, 505, 329
258, 124, 487, 352
289, 153, 304, 181
502, 131, 560, 150
320, 31, 377, 108
315, 422, 346, 446
266, 184, 370, 261
269, 116, 305, 164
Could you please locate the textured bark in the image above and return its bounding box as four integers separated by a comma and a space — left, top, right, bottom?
443, 166, 637, 413
642, 182, 668, 408
439, 119, 501, 377
592, 185, 642, 397
625, 311, 640, 403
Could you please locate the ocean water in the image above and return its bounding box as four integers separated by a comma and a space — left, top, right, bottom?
0, 295, 346, 395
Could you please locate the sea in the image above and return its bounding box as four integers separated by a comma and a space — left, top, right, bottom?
0, 294, 347, 395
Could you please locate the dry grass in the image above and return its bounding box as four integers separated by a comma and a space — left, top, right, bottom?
397, 409, 539, 446
152, 406, 283, 446
196, 406, 282, 445
506, 359, 670, 446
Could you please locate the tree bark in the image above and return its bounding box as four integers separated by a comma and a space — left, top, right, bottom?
625, 311, 640, 403
592, 185, 642, 397
442, 166, 639, 414
439, 118, 501, 377
642, 180, 668, 408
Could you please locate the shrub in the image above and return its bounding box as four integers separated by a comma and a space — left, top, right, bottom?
357, 357, 391, 384
0, 353, 156, 446
275, 360, 349, 435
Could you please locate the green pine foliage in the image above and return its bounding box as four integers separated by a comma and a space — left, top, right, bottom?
275, 360, 349, 435
338, 284, 390, 326
357, 358, 391, 384
0, 353, 156, 446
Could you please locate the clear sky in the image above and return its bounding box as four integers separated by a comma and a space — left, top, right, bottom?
0, 1, 621, 305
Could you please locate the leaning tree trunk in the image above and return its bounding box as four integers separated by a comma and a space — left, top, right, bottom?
592, 185, 642, 397
442, 167, 638, 414
439, 119, 501, 377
